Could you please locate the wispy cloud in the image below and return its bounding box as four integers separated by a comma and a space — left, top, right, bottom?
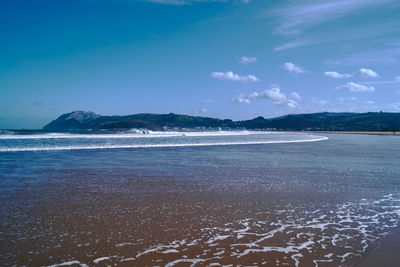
282, 62, 307, 74
272, 0, 397, 36
274, 39, 317, 52
143, 0, 248, 5
238, 56, 257, 64
274, 23, 400, 52
211, 71, 259, 82
194, 108, 208, 114
145, 0, 186, 5
388, 102, 400, 111
202, 99, 212, 104
338, 82, 375, 92
312, 97, 330, 107
303, 96, 380, 113
361, 76, 400, 85
324, 47, 400, 66
233, 87, 300, 108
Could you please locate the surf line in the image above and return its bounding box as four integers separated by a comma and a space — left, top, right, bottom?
0, 137, 328, 152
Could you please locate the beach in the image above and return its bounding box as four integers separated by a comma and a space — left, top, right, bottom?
308, 131, 400, 136
1, 132, 400, 266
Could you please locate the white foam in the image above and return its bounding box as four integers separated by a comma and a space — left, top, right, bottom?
120, 257, 136, 262
165, 258, 208, 267
162, 249, 179, 254
313, 259, 333, 267
116, 194, 400, 266
0, 137, 328, 152
395, 209, 400, 216
338, 252, 360, 263
206, 234, 230, 244
0, 131, 264, 140
92, 257, 110, 264
114, 242, 136, 247
47, 261, 88, 267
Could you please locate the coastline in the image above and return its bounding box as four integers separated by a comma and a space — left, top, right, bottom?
304, 130, 399, 136
2, 133, 400, 266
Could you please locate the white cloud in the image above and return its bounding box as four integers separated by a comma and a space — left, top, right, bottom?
338, 82, 375, 92
233, 87, 301, 108
202, 99, 212, 104
324, 71, 352, 79
365, 101, 375, 104
233, 95, 251, 104
256, 88, 288, 104
285, 99, 297, 108
288, 92, 301, 101
324, 68, 379, 79
356, 68, 379, 78
282, 62, 307, 74
211, 71, 259, 82
238, 56, 257, 64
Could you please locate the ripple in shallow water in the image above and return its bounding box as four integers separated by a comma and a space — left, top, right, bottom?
82, 194, 400, 266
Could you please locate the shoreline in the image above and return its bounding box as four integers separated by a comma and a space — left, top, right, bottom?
304, 130, 400, 136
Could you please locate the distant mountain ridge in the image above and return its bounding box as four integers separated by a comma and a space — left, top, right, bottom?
43, 111, 400, 131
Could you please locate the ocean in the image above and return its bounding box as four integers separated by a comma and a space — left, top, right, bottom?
1, 131, 399, 266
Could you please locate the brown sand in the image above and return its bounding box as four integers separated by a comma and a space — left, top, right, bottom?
355, 230, 400, 267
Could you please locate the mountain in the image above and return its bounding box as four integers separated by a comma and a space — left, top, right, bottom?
43, 111, 101, 130
43, 111, 400, 131
43, 111, 234, 131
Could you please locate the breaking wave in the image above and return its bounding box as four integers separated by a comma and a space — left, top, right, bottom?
0, 131, 261, 140
0, 137, 328, 152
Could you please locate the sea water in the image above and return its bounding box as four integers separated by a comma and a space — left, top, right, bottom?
0, 132, 399, 266
0, 131, 326, 152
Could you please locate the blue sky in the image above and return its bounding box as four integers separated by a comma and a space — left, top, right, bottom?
1, 0, 400, 129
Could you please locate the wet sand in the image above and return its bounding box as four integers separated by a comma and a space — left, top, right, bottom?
2, 171, 400, 266
355, 230, 400, 267
306, 131, 400, 136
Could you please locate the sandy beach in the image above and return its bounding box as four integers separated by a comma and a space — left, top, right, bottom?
306, 131, 400, 136
1, 133, 400, 266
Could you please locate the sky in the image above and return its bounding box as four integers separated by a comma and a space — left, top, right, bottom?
1, 0, 400, 129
